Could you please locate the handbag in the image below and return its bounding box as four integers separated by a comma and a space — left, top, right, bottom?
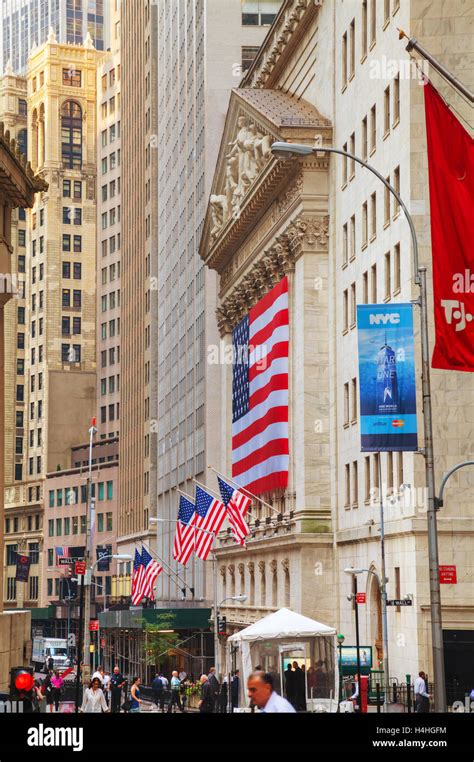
121, 699, 132, 712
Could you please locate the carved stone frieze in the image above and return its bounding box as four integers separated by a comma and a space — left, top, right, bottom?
258, 560, 266, 575
220, 565, 227, 578
215, 214, 329, 335
247, 561, 255, 574
281, 558, 290, 573
269, 559, 278, 575
238, 562, 245, 576
228, 563, 235, 576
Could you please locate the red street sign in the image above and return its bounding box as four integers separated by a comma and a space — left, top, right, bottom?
89, 620, 99, 631
101, 639, 105, 647
439, 565, 457, 584
356, 593, 366, 604
75, 561, 86, 575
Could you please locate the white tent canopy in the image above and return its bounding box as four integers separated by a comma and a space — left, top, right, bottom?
228, 608, 336, 643
227, 609, 338, 712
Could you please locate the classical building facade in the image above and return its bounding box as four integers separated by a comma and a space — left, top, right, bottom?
200, 0, 474, 691
0, 119, 46, 689
2, 34, 101, 612
1, 0, 109, 74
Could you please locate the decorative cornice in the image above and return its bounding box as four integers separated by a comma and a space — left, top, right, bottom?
241, 0, 321, 90
216, 213, 329, 335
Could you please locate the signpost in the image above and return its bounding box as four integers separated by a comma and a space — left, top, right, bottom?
89, 620, 99, 632
75, 561, 86, 576
386, 599, 413, 606
356, 593, 366, 604
439, 566, 457, 584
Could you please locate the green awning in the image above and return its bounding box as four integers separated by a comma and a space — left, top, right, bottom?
99, 607, 212, 630
29, 606, 55, 620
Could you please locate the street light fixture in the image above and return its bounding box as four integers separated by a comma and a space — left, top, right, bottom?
337, 633, 345, 705
344, 569, 362, 713
272, 140, 446, 711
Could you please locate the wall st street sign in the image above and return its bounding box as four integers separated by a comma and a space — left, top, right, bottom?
386, 599, 413, 606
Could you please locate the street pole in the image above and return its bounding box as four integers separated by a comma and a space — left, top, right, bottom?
74, 573, 85, 713
378, 457, 390, 711
353, 576, 362, 713
213, 553, 219, 678
82, 419, 97, 689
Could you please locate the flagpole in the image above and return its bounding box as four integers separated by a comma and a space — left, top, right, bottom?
192, 477, 258, 523
141, 541, 194, 599
207, 465, 281, 516
398, 29, 474, 103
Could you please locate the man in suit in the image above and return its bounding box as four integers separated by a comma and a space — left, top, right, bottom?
208, 667, 220, 713
284, 662, 295, 707
231, 670, 240, 710
199, 675, 214, 713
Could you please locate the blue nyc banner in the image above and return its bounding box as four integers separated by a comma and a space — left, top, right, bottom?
357, 304, 418, 452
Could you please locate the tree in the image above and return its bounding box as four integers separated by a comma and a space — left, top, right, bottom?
143, 613, 179, 673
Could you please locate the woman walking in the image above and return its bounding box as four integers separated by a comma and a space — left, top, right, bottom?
43, 671, 54, 714
51, 669, 64, 713
80, 677, 109, 713
129, 676, 142, 714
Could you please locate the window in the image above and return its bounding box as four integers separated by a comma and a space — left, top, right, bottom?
345, 464, 350, 508
73, 317, 81, 335
102, 185, 108, 202
349, 133, 355, 179
394, 243, 401, 292
98, 513, 104, 532
362, 202, 368, 247
74, 181, 82, 199
101, 129, 107, 148
349, 19, 355, 78
350, 282, 356, 327
18, 229, 26, 247
64, 517, 70, 535
342, 223, 348, 266
343, 289, 349, 333
393, 166, 400, 217
371, 263, 377, 302
74, 235, 82, 252
73, 290, 82, 308
16, 385, 24, 402
63, 179, 71, 197
342, 32, 347, 88
73, 263, 82, 280
365, 456, 371, 502
350, 215, 356, 259
19, 98, 27, 115
16, 411, 24, 428
107, 481, 113, 500
56, 518, 62, 536
18, 255, 26, 273
62, 289, 71, 307
63, 207, 71, 224
29, 576, 39, 600
370, 104, 376, 153
74, 208, 82, 225
15, 464, 23, 480
384, 86, 391, 136
98, 482, 105, 501
384, 0, 390, 25
370, 0, 376, 46
397, 452, 404, 491
15, 436, 23, 455
7, 578, 16, 601
342, 142, 348, 185
63, 262, 71, 279
242, 1, 280, 26
7, 544, 18, 565
370, 192, 376, 239
18, 333, 25, 349
384, 179, 391, 226
63, 68, 82, 87
351, 378, 357, 422
363, 271, 369, 304
242, 46, 260, 72
387, 451, 394, 494
362, 116, 368, 160
344, 382, 350, 426
352, 461, 359, 506
73, 516, 78, 535
61, 101, 82, 169
63, 234, 71, 251
17, 306, 25, 325
62, 316, 70, 336
361, 0, 368, 58
393, 73, 400, 125
29, 542, 39, 565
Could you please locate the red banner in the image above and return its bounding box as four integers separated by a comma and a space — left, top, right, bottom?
424, 81, 474, 371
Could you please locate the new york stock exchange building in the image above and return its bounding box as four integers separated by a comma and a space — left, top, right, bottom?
199, 1, 336, 675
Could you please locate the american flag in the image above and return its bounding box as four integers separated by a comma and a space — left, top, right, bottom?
131, 549, 145, 605
173, 496, 196, 566
232, 276, 289, 495
140, 546, 163, 601
217, 477, 251, 546
194, 487, 227, 560
55, 547, 70, 565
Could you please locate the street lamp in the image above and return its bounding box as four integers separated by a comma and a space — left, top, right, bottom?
344, 569, 362, 712
271, 140, 446, 711
337, 633, 345, 706
217, 595, 247, 713
345, 567, 389, 712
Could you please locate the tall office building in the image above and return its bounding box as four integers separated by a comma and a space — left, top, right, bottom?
2, 34, 101, 611
1, 0, 109, 74
117, 1, 282, 601
96, 0, 121, 441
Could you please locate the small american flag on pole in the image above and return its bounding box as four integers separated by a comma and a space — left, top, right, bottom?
231, 276, 289, 495
194, 486, 227, 560
140, 546, 163, 601
131, 549, 145, 605
217, 477, 251, 546
173, 496, 196, 566
55, 547, 70, 566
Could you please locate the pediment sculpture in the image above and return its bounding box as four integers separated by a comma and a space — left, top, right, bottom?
210, 113, 274, 243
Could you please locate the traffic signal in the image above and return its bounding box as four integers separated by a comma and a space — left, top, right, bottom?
218, 615, 227, 635
10, 667, 34, 702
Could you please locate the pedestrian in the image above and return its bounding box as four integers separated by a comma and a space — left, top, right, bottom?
208, 666, 220, 712
219, 676, 228, 713
415, 671, 431, 713
33, 679, 45, 713
102, 670, 111, 706
51, 669, 64, 713
92, 665, 104, 686
43, 671, 54, 713
198, 675, 214, 713
284, 662, 295, 706
109, 666, 125, 713
152, 673, 164, 710
179, 669, 187, 682
80, 677, 109, 713
129, 676, 142, 714
231, 669, 240, 710
168, 670, 183, 713
247, 671, 296, 713
293, 661, 306, 711
46, 655, 54, 672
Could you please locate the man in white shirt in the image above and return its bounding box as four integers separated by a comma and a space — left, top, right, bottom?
414, 671, 431, 713
247, 671, 296, 713
92, 667, 104, 686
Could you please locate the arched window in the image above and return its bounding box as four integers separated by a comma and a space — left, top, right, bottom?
61, 100, 82, 168
17, 129, 27, 157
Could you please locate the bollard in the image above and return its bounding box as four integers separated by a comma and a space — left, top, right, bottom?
376, 682, 381, 714
392, 681, 397, 704
406, 674, 412, 713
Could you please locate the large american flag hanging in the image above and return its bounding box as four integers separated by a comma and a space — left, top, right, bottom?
173, 496, 196, 566
131, 549, 145, 605
232, 276, 289, 495
140, 546, 163, 601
